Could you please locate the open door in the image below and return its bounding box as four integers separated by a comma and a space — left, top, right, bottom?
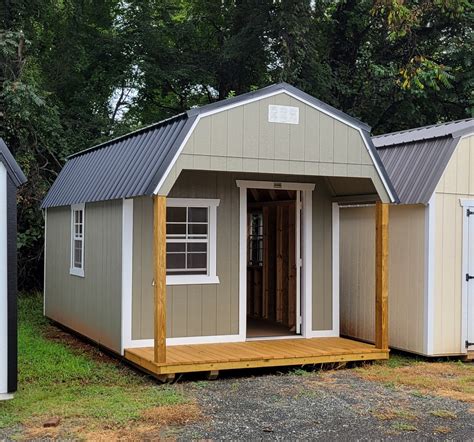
246, 188, 300, 338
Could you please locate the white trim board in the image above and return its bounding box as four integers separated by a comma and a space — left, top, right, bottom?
424, 195, 436, 355
237, 179, 315, 340
0, 163, 8, 394
120, 198, 134, 355
460, 198, 474, 355
165, 198, 220, 286
153, 89, 396, 203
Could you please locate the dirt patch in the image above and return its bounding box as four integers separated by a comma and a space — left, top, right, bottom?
356, 359, 474, 403
44, 324, 120, 366
22, 403, 203, 441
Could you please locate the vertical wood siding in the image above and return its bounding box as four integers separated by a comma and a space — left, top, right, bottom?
132, 171, 336, 339
339, 205, 426, 354
44, 200, 123, 353
159, 92, 389, 202
433, 135, 474, 354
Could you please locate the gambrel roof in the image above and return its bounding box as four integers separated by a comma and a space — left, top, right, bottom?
373, 119, 474, 204
42, 83, 397, 208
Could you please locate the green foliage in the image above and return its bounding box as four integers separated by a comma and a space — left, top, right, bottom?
0, 294, 186, 428
1, 0, 472, 290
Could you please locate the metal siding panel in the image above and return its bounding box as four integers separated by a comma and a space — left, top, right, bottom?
378, 137, 458, 204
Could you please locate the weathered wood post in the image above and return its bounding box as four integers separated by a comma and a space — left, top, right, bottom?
153, 195, 167, 363
375, 201, 389, 351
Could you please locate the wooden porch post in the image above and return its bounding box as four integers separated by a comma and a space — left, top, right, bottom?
153, 195, 167, 363
375, 201, 389, 351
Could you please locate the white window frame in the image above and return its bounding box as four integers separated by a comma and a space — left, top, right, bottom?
166, 198, 220, 286
70, 203, 85, 277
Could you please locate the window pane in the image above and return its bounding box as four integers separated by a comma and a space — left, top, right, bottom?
167, 242, 185, 253
188, 207, 208, 223
167, 253, 185, 269
188, 224, 207, 236
187, 243, 207, 253
167, 207, 186, 223
187, 253, 207, 269
166, 223, 186, 236
74, 240, 82, 267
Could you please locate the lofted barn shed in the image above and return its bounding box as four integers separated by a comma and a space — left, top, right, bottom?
42, 83, 397, 379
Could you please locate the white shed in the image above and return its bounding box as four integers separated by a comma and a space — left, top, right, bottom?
0, 139, 26, 400
340, 119, 474, 358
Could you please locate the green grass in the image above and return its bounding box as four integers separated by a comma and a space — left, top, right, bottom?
0, 294, 186, 430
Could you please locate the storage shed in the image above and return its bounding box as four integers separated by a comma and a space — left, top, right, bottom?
0, 139, 26, 399
42, 83, 398, 379
340, 119, 474, 358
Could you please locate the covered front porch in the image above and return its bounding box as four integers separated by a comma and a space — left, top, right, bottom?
124, 190, 390, 379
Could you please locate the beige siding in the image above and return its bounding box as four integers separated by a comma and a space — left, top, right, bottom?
432, 135, 474, 355
340, 205, 426, 354
159, 92, 390, 202
44, 200, 123, 353
132, 171, 335, 339
312, 182, 333, 330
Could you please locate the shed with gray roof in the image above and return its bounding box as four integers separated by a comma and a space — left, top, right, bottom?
340, 118, 474, 358
42, 83, 395, 376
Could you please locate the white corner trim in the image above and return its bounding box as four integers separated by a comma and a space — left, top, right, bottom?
332, 202, 340, 336
236, 180, 316, 192
424, 195, 436, 355
0, 164, 8, 395
460, 198, 474, 355
121, 198, 134, 355
302, 188, 313, 337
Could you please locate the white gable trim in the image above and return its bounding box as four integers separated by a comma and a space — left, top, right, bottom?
153, 90, 396, 202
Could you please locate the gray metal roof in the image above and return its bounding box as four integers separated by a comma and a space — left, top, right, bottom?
373, 119, 474, 148
0, 139, 27, 187
42, 83, 396, 208
42, 114, 194, 208
373, 119, 474, 204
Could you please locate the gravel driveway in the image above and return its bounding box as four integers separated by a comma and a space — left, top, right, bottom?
172, 368, 473, 440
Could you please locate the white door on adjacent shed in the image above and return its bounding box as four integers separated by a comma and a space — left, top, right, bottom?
467, 206, 474, 350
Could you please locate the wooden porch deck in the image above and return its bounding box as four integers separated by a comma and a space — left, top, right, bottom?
124, 337, 388, 378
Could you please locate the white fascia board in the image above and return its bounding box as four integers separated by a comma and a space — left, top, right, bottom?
121, 198, 134, 355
